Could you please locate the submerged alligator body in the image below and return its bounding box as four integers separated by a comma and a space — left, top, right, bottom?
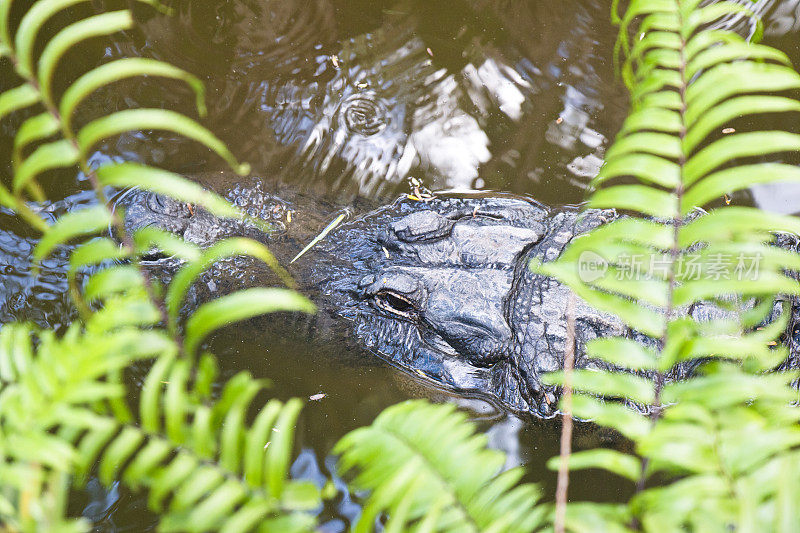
122, 184, 800, 417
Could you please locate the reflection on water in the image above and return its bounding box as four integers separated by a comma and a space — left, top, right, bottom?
0, 189, 100, 330
132, 0, 624, 203
2, 0, 800, 529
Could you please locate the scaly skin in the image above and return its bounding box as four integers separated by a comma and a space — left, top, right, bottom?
309, 194, 622, 416
122, 184, 800, 417
117, 0, 800, 416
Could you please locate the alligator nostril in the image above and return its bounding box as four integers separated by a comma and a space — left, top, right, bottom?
339, 93, 388, 136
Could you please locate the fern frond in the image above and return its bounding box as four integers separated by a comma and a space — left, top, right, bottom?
631, 368, 800, 529
534, 0, 800, 529
336, 400, 547, 533
537, 0, 800, 378
0, 463, 89, 532
0, 0, 247, 215
0, 322, 320, 532
69, 356, 320, 532
0, 1, 324, 529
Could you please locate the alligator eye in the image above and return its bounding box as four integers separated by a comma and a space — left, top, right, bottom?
374, 290, 417, 319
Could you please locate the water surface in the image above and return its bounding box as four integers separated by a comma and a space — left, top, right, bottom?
2, 0, 800, 529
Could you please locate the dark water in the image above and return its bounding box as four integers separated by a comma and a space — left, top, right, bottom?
2, 0, 800, 529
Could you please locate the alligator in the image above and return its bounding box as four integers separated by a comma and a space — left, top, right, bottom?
121, 182, 800, 417
118, 1, 800, 416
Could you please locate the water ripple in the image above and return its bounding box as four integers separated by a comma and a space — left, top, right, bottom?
339, 93, 388, 137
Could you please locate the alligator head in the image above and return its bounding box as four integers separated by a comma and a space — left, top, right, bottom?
311, 195, 624, 416
121, 185, 626, 416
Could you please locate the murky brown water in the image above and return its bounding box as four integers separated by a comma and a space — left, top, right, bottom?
2, 0, 800, 530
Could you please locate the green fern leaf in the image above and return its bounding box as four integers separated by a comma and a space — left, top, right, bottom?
77, 109, 250, 174
336, 400, 546, 533
535, 0, 800, 529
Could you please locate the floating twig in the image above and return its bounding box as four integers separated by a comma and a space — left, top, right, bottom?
291, 213, 347, 264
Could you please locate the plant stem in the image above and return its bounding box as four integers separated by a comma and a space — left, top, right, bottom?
554, 292, 576, 533
634, 0, 689, 508
2, 38, 185, 355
